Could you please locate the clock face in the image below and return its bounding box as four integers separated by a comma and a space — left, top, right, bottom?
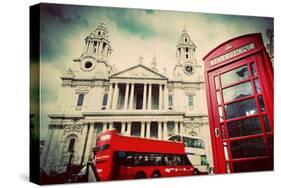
184, 63, 195, 75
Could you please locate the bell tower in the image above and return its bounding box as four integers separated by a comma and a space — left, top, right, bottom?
74, 23, 113, 76
173, 27, 201, 81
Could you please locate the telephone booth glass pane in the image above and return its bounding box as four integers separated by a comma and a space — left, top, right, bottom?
227, 116, 263, 138
215, 76, 220, 89
216, 91, 222, 105
224, 98, 258, 119
218, 106, 224, 122
254, 79, 261, 94
222, 81, 253, 103
233, 158, 271, 173
250, 63, 257, 77
221, 65, 249, 87
258, 96, 266, 112
263, 115, 271, 132
230, 137, 267, 159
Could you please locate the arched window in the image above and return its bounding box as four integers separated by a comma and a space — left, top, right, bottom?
68, 138, 76, 152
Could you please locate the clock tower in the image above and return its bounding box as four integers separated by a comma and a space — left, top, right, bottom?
173, 27, 202, 82
73, 23, 113, 78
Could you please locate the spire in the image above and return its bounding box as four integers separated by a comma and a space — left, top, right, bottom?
183, 24, 187, 33
151, 53, 158, 72
95, 23, 109, 39
178, 25, 191, 46
176, 26, 196, 64
138, 56, 144, 64
79, 23, 112, 63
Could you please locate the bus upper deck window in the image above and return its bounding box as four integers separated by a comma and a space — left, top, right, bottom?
100, 144, 110, 151
100, 134, 111, 141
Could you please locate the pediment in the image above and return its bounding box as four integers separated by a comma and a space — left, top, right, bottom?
111, 64, 167, 80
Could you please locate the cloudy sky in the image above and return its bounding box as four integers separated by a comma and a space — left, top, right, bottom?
31, 3, 273, 139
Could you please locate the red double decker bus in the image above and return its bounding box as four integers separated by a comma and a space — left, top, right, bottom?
92, 130, 194, 181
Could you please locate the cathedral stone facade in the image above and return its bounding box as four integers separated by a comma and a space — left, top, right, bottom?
41, 23, 213, 175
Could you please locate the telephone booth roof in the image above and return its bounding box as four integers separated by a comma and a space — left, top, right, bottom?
203, 33, 265, 71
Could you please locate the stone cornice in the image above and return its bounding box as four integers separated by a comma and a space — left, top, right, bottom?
111, 64, 168, 80
48, 114, 85, 120
83, 110, 185, 116
168, 80, 205, 85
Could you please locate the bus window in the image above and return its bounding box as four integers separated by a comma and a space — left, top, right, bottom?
169, 135, 181, 142
183, 137, 205, 149
164, 155, 191, 166
94, 144, 110, 152
201, 155, 208, 166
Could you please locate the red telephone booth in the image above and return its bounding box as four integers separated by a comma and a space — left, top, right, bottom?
203, 33, 273, 174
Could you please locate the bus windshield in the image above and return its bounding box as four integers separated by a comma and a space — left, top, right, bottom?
169, 135, 205, 149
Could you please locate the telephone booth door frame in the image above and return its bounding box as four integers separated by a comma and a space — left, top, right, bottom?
203, 33, 274, 174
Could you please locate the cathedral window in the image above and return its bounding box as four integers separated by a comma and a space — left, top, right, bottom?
168, 95, 173, 108
85, 61, 93, 69
68, 138, 76, 152
77, 93, 85, 106
188, 95, 194, 107
186, 54, 189, 59
186, 48, 188, 52
102, 94, 108, 106
102, 43, 106, 50
185, 38, 187, 42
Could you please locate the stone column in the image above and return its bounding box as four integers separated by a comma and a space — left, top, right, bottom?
142, 83, 147, 110
163, 121, 168, 140
175, 121, 179, 135
159, 84, 163, 110
146, 121, 151, 138
141, 122, 145, 138
158, 121, 162, 140
106, 83, 113, 110
112, 83, 119, 110
180, 122, 184, 136
148, 84, 152, 110
109, 122, 113, 130
127, 122, 132, 136
121, 121, 126, 135
164, 84, 168, 110
129, 83, 135, 110
84, 124, 95, 163
124, 83, 129, 110
101, 122, 106, 132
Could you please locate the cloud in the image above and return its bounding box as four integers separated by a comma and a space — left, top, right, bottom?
40, 4, 90, 61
